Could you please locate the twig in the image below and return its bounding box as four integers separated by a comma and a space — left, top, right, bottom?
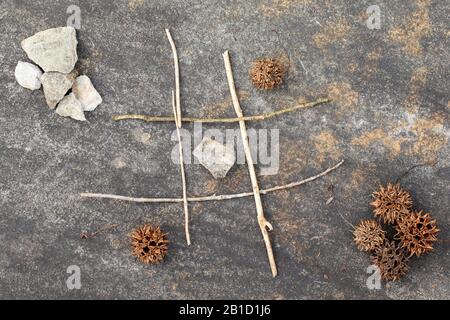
80, 160, 344, 203
324, 184, 353, 228
262, 161, 343, 193
172, 90, 191, 245
80, 224, 119, 239
165, 29, 181, 128
223, 50, 277, 277
339, 212, 356, 230
395, 160, 438, 184
299, 59, 308, 75
112, 98, 331, 123
166, 29, 190, 245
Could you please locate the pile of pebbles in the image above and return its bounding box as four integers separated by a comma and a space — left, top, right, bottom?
15, 27, 102, 121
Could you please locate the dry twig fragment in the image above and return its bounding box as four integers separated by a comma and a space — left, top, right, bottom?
112, 98, 331, 123
80, 160, 344, 204
80, 224, 119, 239
171, 91, 191, 245
165, 29, 181, 128
166, 29, 190, 245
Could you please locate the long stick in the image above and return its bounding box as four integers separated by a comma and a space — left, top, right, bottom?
112, 98, 330, 123
80, 160, 344, 203
223, 50, 277, 277
166, 29, 190, 245
171, 91, 191, 245
165, 29, 181, 128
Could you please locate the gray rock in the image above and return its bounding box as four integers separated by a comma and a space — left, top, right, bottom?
72, 75, 102, 111
14, 61, 43, 90
21, 27, 78, 74
41, 71, 77, 109
193, 137, 236, 179
55, 93, 86, 121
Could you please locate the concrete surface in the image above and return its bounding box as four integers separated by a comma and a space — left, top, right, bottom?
0, 0, 448, 299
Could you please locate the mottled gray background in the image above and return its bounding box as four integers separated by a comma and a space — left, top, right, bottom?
0, 0, 448, 299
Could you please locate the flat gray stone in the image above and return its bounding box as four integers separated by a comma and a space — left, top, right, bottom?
21, 27, 78, 74
193, 137, 236, 179
40, 71, 77, 109
55, 93, 86, 121
72, 75, 102, 111
14, 61, 42, 90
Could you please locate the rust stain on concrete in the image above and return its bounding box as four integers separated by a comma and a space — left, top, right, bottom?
313, 131, 342, 163
260, 0, 311, 17
350, 111, 447, 163
388, 0, 431, 56
273, 138, 309, 181
349, 164, 377, 191
407, 113, 448, 163
191, 202, 204, 215
351, 129, 407, 159
203, 179, 219, 195
222, 166, 250, 193
362, 48, 383, 81
78, 47, 103, 74
327, 82, 359, 112
202, 91, 249, 117
402, 67, 429, 114
313, 18, 350, 48
346, 61, 359, 74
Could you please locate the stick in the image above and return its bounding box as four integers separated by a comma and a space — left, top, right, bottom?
80, 160, 344, 203
171, 90, 191, 245
80, 224, 119, 239
165, 29, 181, 128
395, 160, 437, 184
166, 29, 190, 245
112, 98, 331, 123
223, 50, 277, 277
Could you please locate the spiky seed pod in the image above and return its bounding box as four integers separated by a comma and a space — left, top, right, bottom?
370, 183, 413, 224
130, 225, 169, 264
250, 58, 284, 90
372, 241, 409, 281
353, 219, 386, 252
395, 211, 439, 257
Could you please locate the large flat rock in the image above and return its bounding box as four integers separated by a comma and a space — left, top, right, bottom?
21, 27, 78, 74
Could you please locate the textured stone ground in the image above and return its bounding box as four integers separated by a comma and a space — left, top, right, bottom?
0, 0, 448, 299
